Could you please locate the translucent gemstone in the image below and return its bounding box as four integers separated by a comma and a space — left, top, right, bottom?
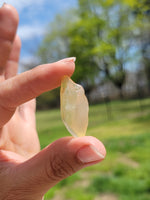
60, 76, 89, 137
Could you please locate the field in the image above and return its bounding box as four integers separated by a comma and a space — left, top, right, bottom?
36, 98, 150, 200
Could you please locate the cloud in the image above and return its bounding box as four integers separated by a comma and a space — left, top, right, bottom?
17, 25, 46, 40
1, 0, 77, 65
2, 0, 77, 41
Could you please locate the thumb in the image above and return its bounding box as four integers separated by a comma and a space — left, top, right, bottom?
15, 136, 106, 199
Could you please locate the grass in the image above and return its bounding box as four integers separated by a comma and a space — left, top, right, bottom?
89, 132, 150, 199
36, 98, 150, 200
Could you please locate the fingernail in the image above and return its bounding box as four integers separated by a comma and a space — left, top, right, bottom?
60, 57, 76, 63
77, 145, 105, 164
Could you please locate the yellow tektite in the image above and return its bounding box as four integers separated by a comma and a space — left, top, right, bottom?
60, 76, 89, 137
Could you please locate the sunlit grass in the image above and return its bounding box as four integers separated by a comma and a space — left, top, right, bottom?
36, 98, 150, 200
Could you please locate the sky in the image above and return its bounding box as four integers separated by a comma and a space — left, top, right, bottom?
0, 0, 77, 71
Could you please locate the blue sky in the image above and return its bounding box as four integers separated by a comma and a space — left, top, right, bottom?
0, 0, 77, 70
0, 0, 141, 73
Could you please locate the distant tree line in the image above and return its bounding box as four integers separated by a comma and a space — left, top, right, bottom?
26, 0, 150, 110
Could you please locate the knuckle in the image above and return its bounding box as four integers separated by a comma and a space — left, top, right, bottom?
46, 155, 75, 182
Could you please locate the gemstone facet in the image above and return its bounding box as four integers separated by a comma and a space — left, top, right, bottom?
60, 76, 89, 137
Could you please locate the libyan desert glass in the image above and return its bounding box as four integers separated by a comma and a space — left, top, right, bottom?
60, 76, 89, 137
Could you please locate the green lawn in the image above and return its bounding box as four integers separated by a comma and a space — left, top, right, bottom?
36, 98, 150, 200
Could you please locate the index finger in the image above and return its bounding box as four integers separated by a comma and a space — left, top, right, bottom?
0, 57, 75, 126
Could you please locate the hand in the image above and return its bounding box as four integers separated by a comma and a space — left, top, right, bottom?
0, 4, 106, 200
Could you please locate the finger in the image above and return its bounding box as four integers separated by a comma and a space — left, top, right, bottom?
15, 136, 106, 198
5, 35, 21, 79
0, 4, 19, 76
0, 57, 75, 127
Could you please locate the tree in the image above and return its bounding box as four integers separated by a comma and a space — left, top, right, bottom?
68, 0, 136, 98
37, 10, 77, 64
134, 0, 150, 92
37, 0, 147, 106
37, 11, 78, 109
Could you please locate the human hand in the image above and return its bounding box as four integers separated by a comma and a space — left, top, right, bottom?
0, 4, 106, 200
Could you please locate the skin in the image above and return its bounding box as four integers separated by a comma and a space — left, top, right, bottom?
0, 4, 106, 200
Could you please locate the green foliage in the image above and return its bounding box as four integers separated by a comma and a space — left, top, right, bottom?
68, 0, 130, 92
123, 0, 137, 7
36, 0, 150, 109
132, 0, 150, 91
37, 0, 150, 107
37, 88, 60, 110
37, 10, 77, 63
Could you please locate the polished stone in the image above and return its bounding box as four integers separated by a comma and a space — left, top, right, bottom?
60, 76, 89, 137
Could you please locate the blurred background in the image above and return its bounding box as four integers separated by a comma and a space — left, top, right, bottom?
1, 0, 150, 199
